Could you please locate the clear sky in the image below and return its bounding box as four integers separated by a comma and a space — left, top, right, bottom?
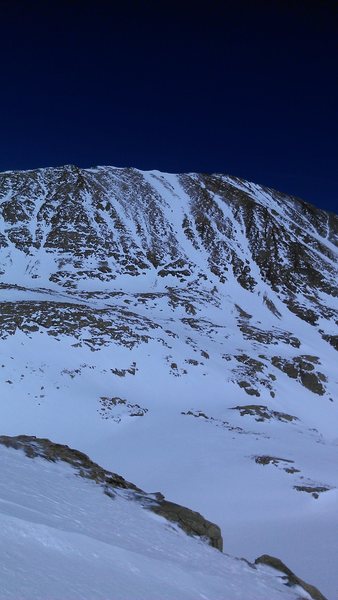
0, 0, 337, 213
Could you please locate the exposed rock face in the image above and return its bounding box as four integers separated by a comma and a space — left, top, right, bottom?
0, 435, 223, 551
271, 355, 327, 395
231, 405, 298, 422
0, 165, 337, 317
255, 555, 328, 600
151, 500, 223, 551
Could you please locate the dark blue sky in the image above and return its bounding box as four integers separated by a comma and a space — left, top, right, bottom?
0, 0, 337, 213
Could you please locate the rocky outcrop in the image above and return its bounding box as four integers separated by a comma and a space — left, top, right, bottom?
151, 499, 223, 551
231, 405, 298, 423
0, 435, 223, 551
271, 355, 327, 395
255, 555, 328, 600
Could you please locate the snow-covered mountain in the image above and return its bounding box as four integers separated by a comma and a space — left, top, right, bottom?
0, 165, 337, 598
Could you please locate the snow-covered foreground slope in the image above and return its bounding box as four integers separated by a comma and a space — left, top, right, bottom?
0, 165, 337, 597
0, 439, 325, 599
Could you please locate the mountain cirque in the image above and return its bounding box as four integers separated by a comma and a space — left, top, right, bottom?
0, 165, 337, 597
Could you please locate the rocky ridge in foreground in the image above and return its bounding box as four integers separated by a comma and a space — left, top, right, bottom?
0, 434, 327, 600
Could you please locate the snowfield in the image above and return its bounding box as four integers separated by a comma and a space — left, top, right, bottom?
0, 443, 322, 600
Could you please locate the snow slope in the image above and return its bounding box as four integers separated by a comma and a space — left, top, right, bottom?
0, 165, 337, 597
0, 441, 323, 600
